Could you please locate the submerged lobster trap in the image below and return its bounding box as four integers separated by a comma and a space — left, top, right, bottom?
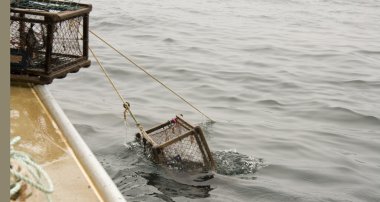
10, 0, 92, 84
136, 116, 215, 171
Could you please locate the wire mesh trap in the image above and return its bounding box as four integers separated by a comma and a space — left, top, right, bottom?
10, 1, 92, 84
136, 116, 215, 171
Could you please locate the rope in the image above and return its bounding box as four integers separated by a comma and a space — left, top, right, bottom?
88, 46, 144, 131
10, 179, 21, 197
88, 47, 126, 105
10, 136, 54, 202
89, 30, 215, 123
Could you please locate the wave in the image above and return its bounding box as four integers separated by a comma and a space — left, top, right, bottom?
292, 106, 380, 127
255, 99, 284, 106
163, 38, 176, 43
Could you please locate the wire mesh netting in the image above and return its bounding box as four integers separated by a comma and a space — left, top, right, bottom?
10, 14, 46, 73
11, 0, 81, 12
10, 0, 91, 84
10, 13, 83, 73
138, 116, 215, 171
52, 16, 83, 66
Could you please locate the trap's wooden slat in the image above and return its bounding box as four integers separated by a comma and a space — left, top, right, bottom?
195, 126, 216, 170
146, 120, 172, 134
140, 130, 158, 147
156, 130, 194, 149
193, 131, 211, 169
176, 115, 194, 130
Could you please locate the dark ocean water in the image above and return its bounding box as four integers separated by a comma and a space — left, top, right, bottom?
50, 0, 380, 201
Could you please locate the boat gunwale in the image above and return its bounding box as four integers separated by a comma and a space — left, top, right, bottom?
34, 85, 126, 202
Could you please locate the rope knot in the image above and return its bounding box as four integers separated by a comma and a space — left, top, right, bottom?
123, 102, 130, 110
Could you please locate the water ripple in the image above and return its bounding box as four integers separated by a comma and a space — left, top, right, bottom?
50, 0, 380, 201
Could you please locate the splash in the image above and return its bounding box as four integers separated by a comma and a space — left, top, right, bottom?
212, 150, 265, 176
124, 141, 266, 176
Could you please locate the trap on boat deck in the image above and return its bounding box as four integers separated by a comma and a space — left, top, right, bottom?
136, 116, 215, 171
10, 1, 92, 84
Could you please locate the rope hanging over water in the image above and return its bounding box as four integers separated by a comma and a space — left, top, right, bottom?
89, 30, 214, 123
89, 45, 153, 144
88, 46, 141, 130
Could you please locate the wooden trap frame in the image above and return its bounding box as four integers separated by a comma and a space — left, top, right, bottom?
10, 1, 92, 84
136, 116, 215, 171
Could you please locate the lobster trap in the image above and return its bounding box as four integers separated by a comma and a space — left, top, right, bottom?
10, 1, 92, 84
136, 116, 215, 171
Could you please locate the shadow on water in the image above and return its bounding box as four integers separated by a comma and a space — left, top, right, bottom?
138, 172, 213, 200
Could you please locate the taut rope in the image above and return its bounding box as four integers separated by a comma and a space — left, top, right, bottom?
89, 30, 214, 123
88, 46, 142, 130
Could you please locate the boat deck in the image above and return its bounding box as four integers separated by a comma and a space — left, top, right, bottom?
10, 84, 101, 201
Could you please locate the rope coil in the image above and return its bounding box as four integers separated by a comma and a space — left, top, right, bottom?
10, 136, 54, 202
